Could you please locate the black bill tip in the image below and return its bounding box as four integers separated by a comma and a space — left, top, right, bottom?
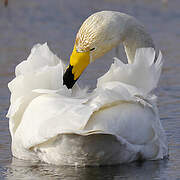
63, 65, 77, 89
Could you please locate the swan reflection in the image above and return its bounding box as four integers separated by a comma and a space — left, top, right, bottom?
4, 158, 168, 180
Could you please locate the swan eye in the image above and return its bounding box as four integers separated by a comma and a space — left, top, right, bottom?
90, 48, 95, 51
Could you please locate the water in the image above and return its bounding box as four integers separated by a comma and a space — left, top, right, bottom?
0, 0, 180, 179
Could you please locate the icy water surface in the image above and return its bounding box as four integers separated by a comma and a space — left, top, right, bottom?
0, 0, 180, 179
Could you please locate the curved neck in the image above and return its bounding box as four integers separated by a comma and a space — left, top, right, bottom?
122, 18, 155, 64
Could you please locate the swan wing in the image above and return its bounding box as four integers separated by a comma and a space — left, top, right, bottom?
97, 48, 163, 95
7, 44, 167, 160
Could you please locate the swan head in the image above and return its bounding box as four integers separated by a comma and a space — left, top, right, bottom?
63, 11, 124, 89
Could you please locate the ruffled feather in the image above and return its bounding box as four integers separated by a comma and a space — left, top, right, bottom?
7, 43, 168, 165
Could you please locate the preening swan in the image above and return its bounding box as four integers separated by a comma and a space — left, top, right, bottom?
7, 11, 168, 166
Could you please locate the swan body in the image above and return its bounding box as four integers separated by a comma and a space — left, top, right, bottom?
7, 11, 168, 166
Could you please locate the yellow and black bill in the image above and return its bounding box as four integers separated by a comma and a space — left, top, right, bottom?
63, 46, 90, 89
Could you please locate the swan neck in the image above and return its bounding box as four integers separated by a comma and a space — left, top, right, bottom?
122, 20, 155, 64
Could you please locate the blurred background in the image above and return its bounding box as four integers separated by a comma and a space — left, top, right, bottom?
0, 0, 180, 179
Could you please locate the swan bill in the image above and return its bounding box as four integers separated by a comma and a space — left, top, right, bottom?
63, 65, 77, 89
63, 45, 90, 89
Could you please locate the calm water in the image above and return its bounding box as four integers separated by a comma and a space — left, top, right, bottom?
0, 0, 180, 179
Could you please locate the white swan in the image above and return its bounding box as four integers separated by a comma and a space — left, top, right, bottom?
7, 11, 168, 166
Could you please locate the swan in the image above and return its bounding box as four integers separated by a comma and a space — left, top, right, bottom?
7, 11, 168, 166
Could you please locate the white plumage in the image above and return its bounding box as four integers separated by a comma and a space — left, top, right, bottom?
7, 11, 168, 166
7, 43, 167, 165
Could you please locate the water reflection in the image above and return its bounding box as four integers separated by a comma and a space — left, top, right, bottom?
2, 158, 169, 180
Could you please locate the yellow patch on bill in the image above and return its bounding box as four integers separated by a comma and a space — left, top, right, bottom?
70, 45, 90, 80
